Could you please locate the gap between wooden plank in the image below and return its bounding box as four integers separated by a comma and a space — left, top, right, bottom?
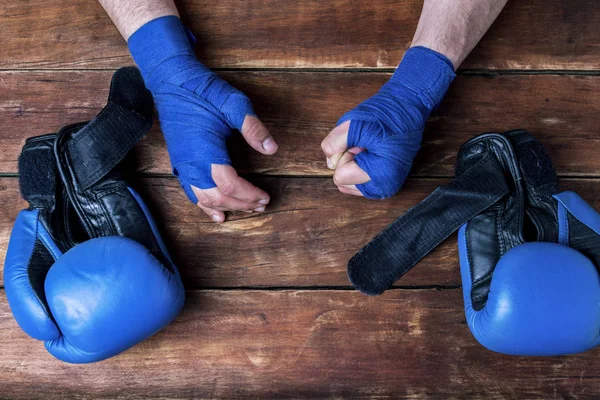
2, 71, 598, 178
1, 176, 598, 289
1, 68, 600, 76
0, 285, 462, 292
3, 173, 600, 181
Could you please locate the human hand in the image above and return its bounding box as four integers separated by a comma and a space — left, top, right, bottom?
321, 47, 456, 199
129, 16, 277, 222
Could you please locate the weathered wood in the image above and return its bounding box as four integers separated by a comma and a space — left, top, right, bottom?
2, 1, 599, 398
1, 71, 599, 177
2, 177, 599, 289
1, 288, 599, 399
1, 0, 599, 70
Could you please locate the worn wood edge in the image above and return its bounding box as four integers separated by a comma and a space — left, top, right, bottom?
1, 288, 599, 399
1, 71, 599, 178
0, 176, 599, 289
1, 0, 599, 71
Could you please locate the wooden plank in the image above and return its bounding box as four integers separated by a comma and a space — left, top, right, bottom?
2, 177, 600, 289
1, 0, 599, 70
1, 71, 599, 177
1, 288, 599, 399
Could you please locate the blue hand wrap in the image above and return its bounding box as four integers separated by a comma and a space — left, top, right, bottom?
128, 16, 256, 203
337, 47, 456, 199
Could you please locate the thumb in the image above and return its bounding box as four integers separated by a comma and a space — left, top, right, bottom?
241, 115, 278, 155
333, 147, 371, 187
321, 120, 350, 170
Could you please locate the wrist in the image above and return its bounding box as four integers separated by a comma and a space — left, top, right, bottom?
409, 37, 463, 70
128, 16, 198, 86
390, 46, 456, 110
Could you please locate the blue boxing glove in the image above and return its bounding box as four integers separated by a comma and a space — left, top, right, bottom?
457, 131, 600, 356
321, 47, 456, 199
128, 16, 276, 222
458, 192, 600, 356
460, 239, 600, 356
5, 69, 185, 363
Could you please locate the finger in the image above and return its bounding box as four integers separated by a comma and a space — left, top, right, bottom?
212, 165, 270, 205
241, 115, 278, 155
332, 151, 371, 186
192, 186, 265, 213
321, 120, 350, 169
347, 146, 365, 155
196, 203, 226, 223
338, 185, 364, 197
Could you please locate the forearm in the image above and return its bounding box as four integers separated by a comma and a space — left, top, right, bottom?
411, 0, 508, 69
98, 0, 179, 40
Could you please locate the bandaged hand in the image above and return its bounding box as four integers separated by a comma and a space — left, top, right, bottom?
129, 16, 277, 222
321, 47, 456, 199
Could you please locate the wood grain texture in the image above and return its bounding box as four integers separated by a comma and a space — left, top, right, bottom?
1, 71, 599, 177
2, 177, 600, 289
1, 288, 599, 399
2, 1, 600, 397
1, 0, 599, 70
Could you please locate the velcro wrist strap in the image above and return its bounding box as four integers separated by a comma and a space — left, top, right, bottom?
18, 134, 58, 209
507, 130, 560, 242
348, 150, 509, 296
55, 67, 153, 190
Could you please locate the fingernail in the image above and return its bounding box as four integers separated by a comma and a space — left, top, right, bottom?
326, 158, 334, 169
259, 198, 269, 205
262, 137, 277, 153
254, 207, 265, 212
212, 215, 221, 222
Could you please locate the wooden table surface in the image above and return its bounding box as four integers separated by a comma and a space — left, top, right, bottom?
1, 1, 600, 398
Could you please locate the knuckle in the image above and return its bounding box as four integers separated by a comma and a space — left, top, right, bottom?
243, 118, 265, 141
209, 192, 225, 206
332, 171, 343, 186
195, 192, 211, 206
198, 191, 223, 207
198, 197, 215, 207
321, 138, 333, 155
218, 180, 236, 196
